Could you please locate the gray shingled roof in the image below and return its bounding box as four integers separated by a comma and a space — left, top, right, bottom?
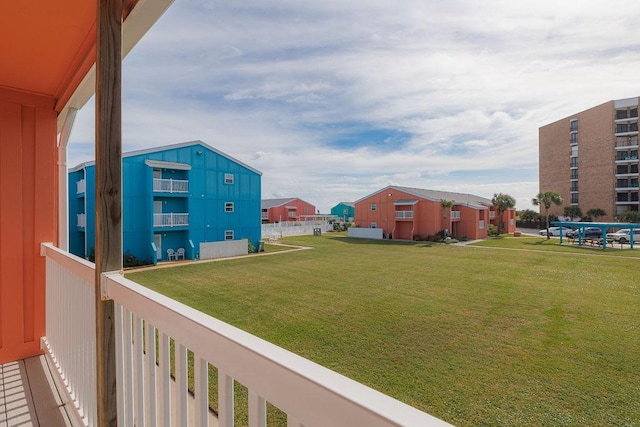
356, 185, 492, 209
261, 198, 297, 209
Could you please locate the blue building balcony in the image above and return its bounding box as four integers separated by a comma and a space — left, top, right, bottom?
153, 178, 189, 194
154, 212, 189, 228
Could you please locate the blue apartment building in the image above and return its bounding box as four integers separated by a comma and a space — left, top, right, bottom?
330, 202, 355, 222
69, 140, 262, 264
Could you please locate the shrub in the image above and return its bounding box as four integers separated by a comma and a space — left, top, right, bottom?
124, 251, 151, 268
487, 224, 500, 237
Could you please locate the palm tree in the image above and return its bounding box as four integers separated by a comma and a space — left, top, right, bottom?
563, 205, 583, 221
532, 191, 563, 239
586, 208, 606, 222
491, 193, 516, 233
440, 199, 454, 237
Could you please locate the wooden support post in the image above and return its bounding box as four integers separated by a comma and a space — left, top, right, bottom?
95, 0, 123, 425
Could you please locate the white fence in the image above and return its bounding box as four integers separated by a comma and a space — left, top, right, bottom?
395, 211, 414, 219
41, 243, 452, 427
76, 179, 86, 194
154, 212, 189, 227
199, 239, 248, 260
41, 243, 97, 426
153, 178, 189, 193
347, 227, 384, 239
262, 222, 332, 238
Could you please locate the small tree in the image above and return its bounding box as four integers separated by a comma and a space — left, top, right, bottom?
517, 209, 540, 224
563, 205, 583, 221
491, 193, 516, 233
440, 199, 454, 237
618, 211, 640, 223
586, 208, 606, 222
532, 191, 563, 239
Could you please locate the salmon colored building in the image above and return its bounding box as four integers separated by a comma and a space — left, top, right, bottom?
261, 197, 317, 223
355, 186, 515, 240
0, 0, 172, 365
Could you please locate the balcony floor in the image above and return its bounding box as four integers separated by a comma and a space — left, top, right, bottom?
0, 356, 75, 426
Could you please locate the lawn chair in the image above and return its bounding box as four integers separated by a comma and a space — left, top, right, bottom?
167, 248, 176, 261
176, 248, 185, 260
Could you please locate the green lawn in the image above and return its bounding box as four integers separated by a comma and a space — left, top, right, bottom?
127, 234, 640, 427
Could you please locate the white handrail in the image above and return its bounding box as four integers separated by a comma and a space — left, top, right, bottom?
102, 272, 452, 427
41, 243, 97, 426
395, 211, 414, 219
153, 178, 189, 193
42, 242, 452, 426
153, 212, 189, 227
76, 179, 86, 194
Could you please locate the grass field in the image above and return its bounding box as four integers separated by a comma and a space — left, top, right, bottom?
127, 234, 640, 426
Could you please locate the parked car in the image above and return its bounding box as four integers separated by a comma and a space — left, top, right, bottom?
605, 228, 640, 243
566, 227, 602, 239
538, 227, 573, 237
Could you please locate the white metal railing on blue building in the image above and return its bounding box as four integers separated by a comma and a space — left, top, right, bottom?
153, 212, 189, 227
153, 178, 188, 193
76, 179, 86, 194
395, 211, 414, 219
41, 243, 453, 427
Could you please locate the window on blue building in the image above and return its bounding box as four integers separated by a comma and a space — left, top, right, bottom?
225, 202, 234, 212
225, 230, 234, 240
224, 173, 234, 184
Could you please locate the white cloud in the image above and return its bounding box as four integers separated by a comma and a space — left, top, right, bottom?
68, 0, 640, 213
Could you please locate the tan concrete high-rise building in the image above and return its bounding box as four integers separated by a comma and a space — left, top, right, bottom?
539, 97, 639, 221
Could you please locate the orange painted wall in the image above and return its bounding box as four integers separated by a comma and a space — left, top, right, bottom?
0, 95, 57, 364
356, 189, 490, 240
355, 189, 444, 239
267, 199, 316, 222
490, 209, 516, 233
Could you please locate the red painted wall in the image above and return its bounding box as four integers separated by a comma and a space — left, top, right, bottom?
0, 95, 57, 364
267, 199, 316, 222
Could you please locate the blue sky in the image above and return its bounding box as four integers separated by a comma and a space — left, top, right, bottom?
67, 0, 640, 213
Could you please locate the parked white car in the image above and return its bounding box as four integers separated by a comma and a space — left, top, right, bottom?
538, 227, 573, 237
605, 228, 640, 243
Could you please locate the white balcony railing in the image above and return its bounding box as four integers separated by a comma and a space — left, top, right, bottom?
153, 178, 189, 193
77, 213, 86, 228
41, 243, 97, 426
76, 179, 86, 194
153, 212, 189, 227
451, 211, 461, 220
41, 243, 452, 427
395, 211, 414, 219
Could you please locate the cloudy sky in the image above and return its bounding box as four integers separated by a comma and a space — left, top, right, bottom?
67, 0, 640, 213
